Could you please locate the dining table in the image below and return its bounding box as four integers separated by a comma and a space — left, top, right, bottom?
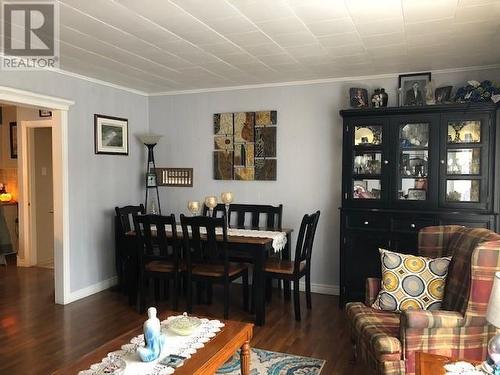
125, 225, 293, 326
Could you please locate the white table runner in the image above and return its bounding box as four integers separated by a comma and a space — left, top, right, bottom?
79, 315, 225, 375
158, 225, 288, 253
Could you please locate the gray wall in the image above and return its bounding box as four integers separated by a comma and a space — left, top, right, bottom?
149, 67, 500, 292
0, 71, 148, 292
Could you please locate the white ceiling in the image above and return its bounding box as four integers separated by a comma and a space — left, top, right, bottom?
46, 1, 500, 93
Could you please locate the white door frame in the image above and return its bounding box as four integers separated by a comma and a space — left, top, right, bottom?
0, 86, 74, 304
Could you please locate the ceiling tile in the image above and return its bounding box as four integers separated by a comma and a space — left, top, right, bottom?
305, 19, 356, 37
317, 32, 363, 48
255, 17, 309, 35
290, 3, 350, 23
226, 31, 272, 46
355, 18, 405, 36
270, 31, 318, 47
402, 0, 458, 23
346, 0, 403, 22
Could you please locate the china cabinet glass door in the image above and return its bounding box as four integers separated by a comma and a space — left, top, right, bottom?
391, 114, 438, 207
440, 115, 489, 209
347, 120, 389, 205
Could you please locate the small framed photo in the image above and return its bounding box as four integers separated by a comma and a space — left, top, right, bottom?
349, 88, 369, 108
398, 72, 431, 106
408, 188, 427, 201
39, 109, 52, 118
9, 122, 17, 159
435, 86, 453, 104
94, 114, 128, 155
146, 172, 157, 187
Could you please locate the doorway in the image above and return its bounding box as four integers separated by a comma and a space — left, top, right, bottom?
29, 127, 54, 269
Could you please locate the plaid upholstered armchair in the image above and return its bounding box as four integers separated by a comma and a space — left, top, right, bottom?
346, 225, 500, 375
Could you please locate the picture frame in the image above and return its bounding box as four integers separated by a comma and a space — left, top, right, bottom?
39, 109, 52, 118
146, 172, 157, 187
407, 188, 426, 201
398, 72, 431, 107
9, 122, 17, 159
349, 88, 369, 108
94, 114, 128, 155
435, 86, 453, 104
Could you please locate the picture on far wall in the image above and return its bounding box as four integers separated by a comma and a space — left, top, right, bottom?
349, 88, 369, 108
39, 109, 52, 118
435, 86, 453, 104
398, 72, 431, 106
9, 122, 17, 159
94, 114, 128, 155
213, 110, 277, 181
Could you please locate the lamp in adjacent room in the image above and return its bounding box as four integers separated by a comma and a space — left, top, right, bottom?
137, 133, 162, 215
485, 271, 500, 374
0, 183, 12, 202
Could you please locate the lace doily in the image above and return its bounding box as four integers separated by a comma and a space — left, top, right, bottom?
78, 315, 224, 375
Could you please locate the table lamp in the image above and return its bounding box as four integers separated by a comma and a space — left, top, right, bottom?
204, 196, 217, 216
221, 192, 233, 229
187, 201, 200, 216
486, 271, 500, 374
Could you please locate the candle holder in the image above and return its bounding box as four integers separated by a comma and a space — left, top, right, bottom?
221, 192, 234, 229
204, 196, 217, 217
187, 201, 200, 216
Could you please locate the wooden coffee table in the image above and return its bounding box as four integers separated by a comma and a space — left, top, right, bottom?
416, 352, 482, 375
52, 319, 253, 375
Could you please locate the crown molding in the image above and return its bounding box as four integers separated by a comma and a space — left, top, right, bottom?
149, 64, 500, 96
48, 68, 150, 96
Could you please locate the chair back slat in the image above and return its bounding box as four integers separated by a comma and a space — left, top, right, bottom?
115, 204, 145, 235
229, 204, 283, 229
202, 203, 226, 218
180, 215, 228, 272
294, 211, 320, 270
134, 214, 179, 263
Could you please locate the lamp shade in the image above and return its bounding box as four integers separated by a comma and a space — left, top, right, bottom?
137, 133, 162, 145
487, 272, 500, 328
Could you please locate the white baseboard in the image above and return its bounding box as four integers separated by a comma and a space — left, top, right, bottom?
16, 256, 28, 267
298, 281, 339, 296
66, 276, 118, 304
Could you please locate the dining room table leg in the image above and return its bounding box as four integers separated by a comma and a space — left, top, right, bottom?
283, 232, 292, 300
254, 246, 266, 326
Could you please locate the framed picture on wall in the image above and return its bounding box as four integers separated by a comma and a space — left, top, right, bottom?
94, 114, 128, 155
39, 109, 52, 118
9, 122, 17, 159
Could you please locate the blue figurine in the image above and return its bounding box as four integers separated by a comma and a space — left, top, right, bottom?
138, 307, 166, 362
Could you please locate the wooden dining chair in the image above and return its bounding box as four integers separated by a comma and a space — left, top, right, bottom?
202, 203, 226, 218
134, 214, 182, 313
229, 203, 283, 229
180, 214, 249, 319
264, 210, 320, 321
115, 204, 145, 300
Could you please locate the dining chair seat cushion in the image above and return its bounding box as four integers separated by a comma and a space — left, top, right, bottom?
145, 260, 184, 273
264, 259, 306, 275
191, 262, 247, 278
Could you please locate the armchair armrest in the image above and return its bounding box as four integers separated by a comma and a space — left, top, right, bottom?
402, 310, 464, 329
365, 277, 381, 306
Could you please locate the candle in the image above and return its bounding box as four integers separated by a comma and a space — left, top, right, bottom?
204, 196, 217, 209
221, 192, 233, 204
187, 201, 200, 215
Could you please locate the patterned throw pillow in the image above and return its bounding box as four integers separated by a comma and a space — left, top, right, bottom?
372, 248, 451, 312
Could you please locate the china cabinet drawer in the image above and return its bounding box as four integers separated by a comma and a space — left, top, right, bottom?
392, 217, 435, 233
346, 213, 390, 231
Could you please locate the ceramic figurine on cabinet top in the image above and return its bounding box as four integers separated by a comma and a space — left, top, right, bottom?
371, 89, 382, 108
138, 307, 166, 362
380, 88, 388, 107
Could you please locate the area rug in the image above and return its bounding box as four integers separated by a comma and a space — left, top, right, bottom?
216, 348, 325, 375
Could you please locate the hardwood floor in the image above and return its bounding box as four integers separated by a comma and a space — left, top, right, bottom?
0, 264, 364, 374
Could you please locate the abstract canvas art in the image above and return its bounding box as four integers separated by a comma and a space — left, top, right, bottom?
213, 110, 277, 181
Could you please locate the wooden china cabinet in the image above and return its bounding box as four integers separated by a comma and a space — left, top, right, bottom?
339, 102, 500, 306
